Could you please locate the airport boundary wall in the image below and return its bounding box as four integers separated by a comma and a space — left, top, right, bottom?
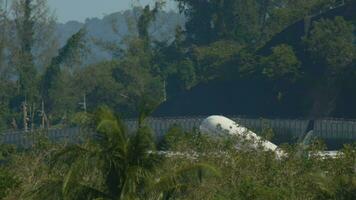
1, 117, 356, 147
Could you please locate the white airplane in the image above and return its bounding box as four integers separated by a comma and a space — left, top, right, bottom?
199, 115, 340, 159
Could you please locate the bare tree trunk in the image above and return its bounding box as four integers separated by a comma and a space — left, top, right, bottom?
22, 101, 28, 132
30, 102, 35, 132
41, 100, 45, 129
11, 118, 18, 130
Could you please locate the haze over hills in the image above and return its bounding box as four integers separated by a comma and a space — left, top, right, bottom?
55, 7, 185, 64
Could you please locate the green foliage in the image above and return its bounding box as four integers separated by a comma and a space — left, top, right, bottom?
0, 113, 355, 199
161, 129, 356, 200
0, 0, 355, 132
192, 40, 243, 81
175, 0, 341, 47
0, 81, 15, 131
75, 61, 123, 109
0, 1, 355, 198
12, 0, 38, 102
28, 107, 156, 199
175, 59, 197, 90
261, 44, 301, 82
9, 0, 57, 102
114, 38, 164, 109
176, 0, 263, 45
137, 2, 164, 43
42, 28, 87, 116
301, 16, 356, 117
304, 16, 355, 77
18, 108, 215, 200
0, 167, 19, 199
0, 145, 19, 198
0, 0, 68, 130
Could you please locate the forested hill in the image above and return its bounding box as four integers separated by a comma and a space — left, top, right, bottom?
154, 1, 356, 119
1, 0, 356, 131
56, 7, 185, 64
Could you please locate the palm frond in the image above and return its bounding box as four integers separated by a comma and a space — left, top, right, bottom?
50, 144, 92, 168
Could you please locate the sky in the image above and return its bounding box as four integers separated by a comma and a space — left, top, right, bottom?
47, 0, 178, 23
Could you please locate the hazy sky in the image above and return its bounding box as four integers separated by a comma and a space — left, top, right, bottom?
47, 0, 178, 23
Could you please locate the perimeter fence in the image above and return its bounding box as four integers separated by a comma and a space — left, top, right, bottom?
1, 116, 356, 149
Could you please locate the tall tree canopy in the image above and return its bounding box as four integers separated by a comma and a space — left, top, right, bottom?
9, 0, 57, 102
305, 16, 355, 78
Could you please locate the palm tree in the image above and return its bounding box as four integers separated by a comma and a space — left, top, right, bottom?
28, 107, 218, 199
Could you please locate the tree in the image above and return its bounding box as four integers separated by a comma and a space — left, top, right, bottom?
92, 3, 167, 115
261, 44, 301, 82
191, 40, 243, 81
9, 0, 57, 102
175, 0, 342, 47
0, 0, 19, 130
175, 0, 278, 45
27, 107, 217, 199
0, 0, 7, 65
137, 2, 164, 44
303, 16, 355, 117
112, 39, 164, 115
0, 0, 59, 130
305, 16, 355, 77
176, 0, 262, 45
74, 61, 126, 115
41, 28, 87, 120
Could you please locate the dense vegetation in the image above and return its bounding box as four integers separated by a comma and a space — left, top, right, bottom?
0, 1, 355, 198
0, 107, 355, 199
0, 0, 355, 131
